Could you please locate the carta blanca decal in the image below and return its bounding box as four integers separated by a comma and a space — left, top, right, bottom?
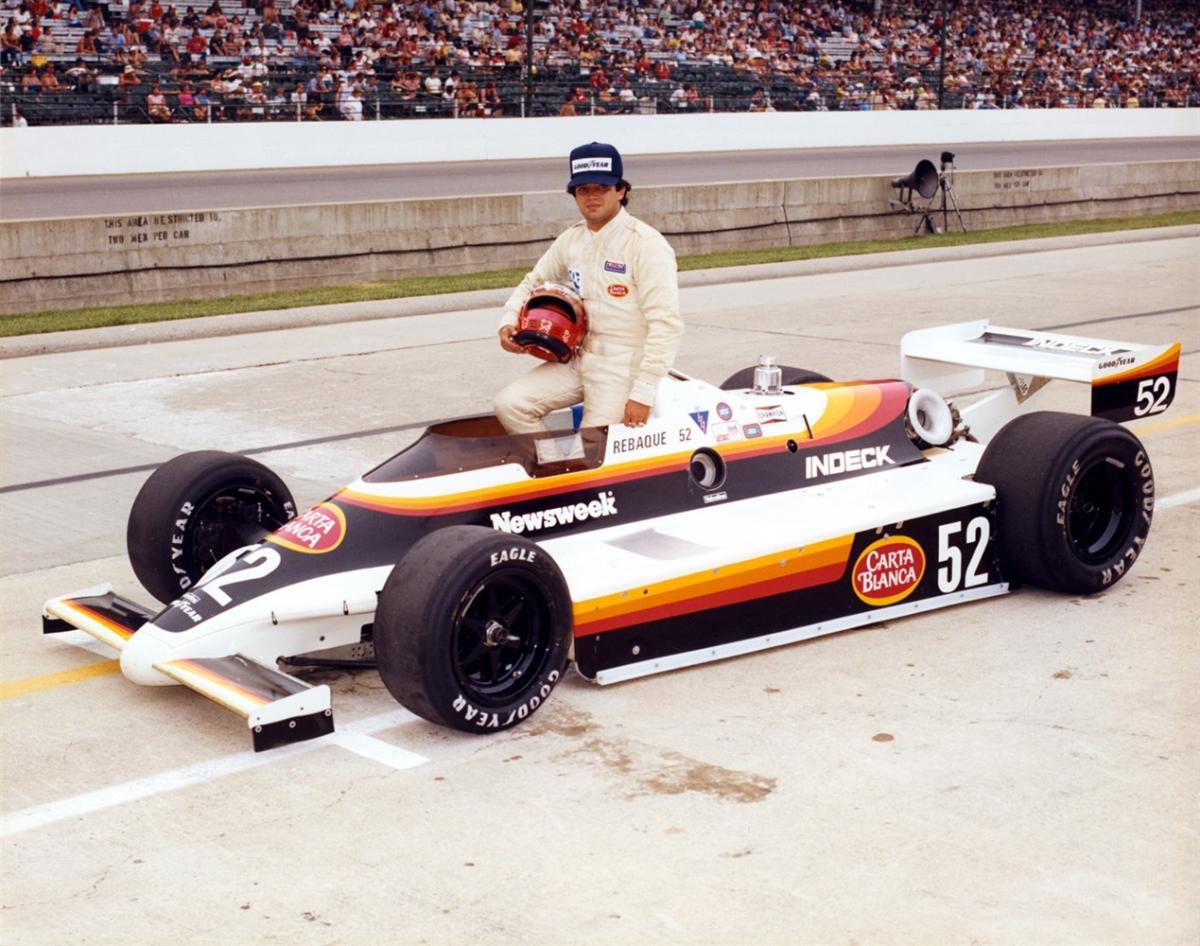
490, 491, 618, 534
267, 502, 346, 554
852, 535, 926, 605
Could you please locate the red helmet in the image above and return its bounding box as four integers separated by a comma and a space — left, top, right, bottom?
514, 283, 588, 364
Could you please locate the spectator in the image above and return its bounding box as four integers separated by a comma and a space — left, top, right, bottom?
185, 27, 206, 57
146, 82, 172, 120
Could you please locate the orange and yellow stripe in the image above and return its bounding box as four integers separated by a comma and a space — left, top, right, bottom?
156, 658, 273, 716
339, 382, 909, 517
1093, 343, 1181, 387
573, 534, 855, 637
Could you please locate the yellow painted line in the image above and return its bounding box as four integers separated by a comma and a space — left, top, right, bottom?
1131, 411, 1200, 436
0, 661, 122, 701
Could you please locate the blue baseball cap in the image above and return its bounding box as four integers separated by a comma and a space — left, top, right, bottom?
567, 141, 623, 191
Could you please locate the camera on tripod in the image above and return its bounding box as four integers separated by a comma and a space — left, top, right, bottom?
889, 150, 966, 234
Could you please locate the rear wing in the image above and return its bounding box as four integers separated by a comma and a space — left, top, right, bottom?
901, 321, 1180, 440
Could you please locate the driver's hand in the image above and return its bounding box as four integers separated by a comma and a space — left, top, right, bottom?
499, 324, 525, 354
623, 400, 651, 427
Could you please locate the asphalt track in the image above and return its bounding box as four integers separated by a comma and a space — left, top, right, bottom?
6, 136, 1199, 219
1, 232, 1197, 945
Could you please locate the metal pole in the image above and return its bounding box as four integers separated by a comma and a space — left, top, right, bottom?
937, 0, 948, 110
524, 1, 534, 118
1134, 0, 1142, 22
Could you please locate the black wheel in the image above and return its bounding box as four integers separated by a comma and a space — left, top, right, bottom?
719, 365, 831, 390
974, 412, 1154, 594
374, 526, 572, 733
126, 451, 296, 603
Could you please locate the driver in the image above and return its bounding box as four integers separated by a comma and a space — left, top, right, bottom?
494, 141, 682, 433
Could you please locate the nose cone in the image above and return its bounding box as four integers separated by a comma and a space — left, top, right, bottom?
120, 624, 177, 686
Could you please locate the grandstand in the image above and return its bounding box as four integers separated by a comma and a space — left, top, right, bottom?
1, 0, 1196, 126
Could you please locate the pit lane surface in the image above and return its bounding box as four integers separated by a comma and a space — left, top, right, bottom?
1, 234, 1197, 945
5, 136, 1198, 219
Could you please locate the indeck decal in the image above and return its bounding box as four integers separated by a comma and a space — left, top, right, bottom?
805, 446, 894, 479
491, 491, 618, 534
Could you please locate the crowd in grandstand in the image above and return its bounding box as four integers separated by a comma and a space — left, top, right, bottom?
1, 0, 1196, 124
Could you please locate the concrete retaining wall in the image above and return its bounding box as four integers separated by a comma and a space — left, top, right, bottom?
2, 159, 1197, 314
1, 108, 1198, 179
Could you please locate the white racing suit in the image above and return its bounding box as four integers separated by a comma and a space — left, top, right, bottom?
495, 207, 683, 434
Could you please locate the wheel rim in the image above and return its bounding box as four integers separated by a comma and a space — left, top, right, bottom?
184, 483, 291, 575
1066, 458, 1133, 564
452, 571, 553, 705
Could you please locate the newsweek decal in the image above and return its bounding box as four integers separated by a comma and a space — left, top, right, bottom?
491, 491, 617, 534
852, 535, 925, 606
268, 502, 347, 554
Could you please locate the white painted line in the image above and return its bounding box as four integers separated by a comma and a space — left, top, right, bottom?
0, 707, 428, 838
1160, 487, 1200, 509
328, 731, 428, 770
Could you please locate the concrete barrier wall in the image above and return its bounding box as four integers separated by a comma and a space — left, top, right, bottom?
3, 158, 1197, 314
1, 109, 1198, 179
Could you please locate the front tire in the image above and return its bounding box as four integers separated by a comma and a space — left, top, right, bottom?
126, 451, 296, 603
375, 526, 572, 733
974, 412, 1154, 594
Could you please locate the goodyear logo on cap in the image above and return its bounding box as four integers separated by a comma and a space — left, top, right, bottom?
572, 157, 613, 173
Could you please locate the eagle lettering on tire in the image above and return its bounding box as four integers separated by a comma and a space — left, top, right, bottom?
374, 526, 572, 733
975, 412, 1154, 595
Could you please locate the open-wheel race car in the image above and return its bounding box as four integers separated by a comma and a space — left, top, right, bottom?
43, 321, 1180, 750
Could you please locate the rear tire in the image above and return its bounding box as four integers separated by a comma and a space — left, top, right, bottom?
974, 412, 1153, 594
127, 451, 296, 603
720, 366, 831, 390
375, 526, 572, 733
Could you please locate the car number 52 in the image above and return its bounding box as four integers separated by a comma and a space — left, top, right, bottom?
937, 516, 990, 593
1134, 376, 1171, 417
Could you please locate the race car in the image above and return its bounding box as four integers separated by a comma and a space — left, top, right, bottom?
42, 321, 1180, 749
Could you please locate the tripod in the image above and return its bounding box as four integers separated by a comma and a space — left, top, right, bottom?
889, 151, 968, 235
921, 151, 966, 235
